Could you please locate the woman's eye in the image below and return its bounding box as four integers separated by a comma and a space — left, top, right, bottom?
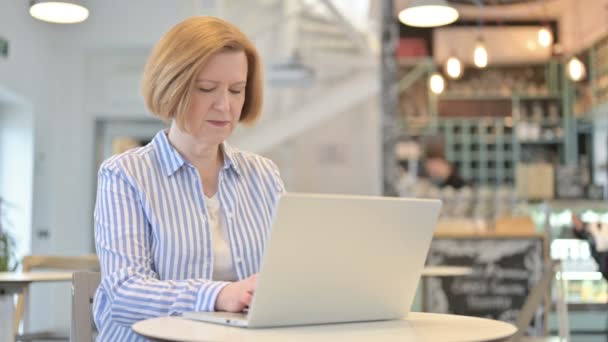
229, 89, 243, 94
198, 87, 214, 92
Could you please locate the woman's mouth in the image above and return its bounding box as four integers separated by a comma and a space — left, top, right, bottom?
207, 120, 229, 127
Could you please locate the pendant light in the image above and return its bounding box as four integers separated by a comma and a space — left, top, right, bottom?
567, 57, 586, 82
429, 73, 445, 94
473, 38, 488, 68
537, 0, 553, 48
537, 26, 553, 48
29, 0, 89, 24
399, 0, 459, 28
566, 1, 585, 82
472, 8, 488, 69
445, 56, 462, 79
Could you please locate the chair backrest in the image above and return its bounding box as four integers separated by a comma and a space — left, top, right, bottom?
506, 260, 560, 342
13, 255, 100, 335
70, 271, 101, 342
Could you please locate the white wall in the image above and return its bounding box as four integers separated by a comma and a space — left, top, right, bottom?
0, 91, 34, 265
0, 3, 53, 255
0, 2, 60, 332
0, 0, 381, 332
267, 97, 381, 195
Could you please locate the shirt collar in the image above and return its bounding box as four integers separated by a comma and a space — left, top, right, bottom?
153, 130, 241, 177
153, 130, 186, 177
221, 141, 241, 177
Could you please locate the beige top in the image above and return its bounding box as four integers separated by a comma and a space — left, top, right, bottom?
206, 194, 238, 282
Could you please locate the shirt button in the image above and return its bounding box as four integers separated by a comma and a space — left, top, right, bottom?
226, 212, 234, 219
235, 257, 242, 264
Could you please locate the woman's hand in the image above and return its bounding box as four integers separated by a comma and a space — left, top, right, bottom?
215, 274, 257, 312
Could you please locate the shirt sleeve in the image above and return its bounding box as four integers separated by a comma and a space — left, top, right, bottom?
94, 162, 229, 327
269, 160, 286, 195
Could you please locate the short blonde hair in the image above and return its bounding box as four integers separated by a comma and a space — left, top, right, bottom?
142, 16, 263, 128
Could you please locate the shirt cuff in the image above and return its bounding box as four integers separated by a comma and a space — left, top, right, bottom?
194, 281, 231, 312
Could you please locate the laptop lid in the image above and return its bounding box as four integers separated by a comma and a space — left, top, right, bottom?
246, 193, 441, 328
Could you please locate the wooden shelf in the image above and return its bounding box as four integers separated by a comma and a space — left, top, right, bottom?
439, 93, 560, 101
563, 302, 608, 311
544, 199, 608, 212
434, 230, 544, 238
518, 94, 561, 100
519, 139, 564, 145
440, 94, 513, 101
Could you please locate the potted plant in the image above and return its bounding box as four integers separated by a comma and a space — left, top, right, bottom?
0, 197, 17, 272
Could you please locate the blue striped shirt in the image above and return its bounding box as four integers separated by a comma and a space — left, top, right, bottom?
93, 130, 285, 341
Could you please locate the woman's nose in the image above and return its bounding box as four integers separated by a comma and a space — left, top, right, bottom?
213, 89, 229, 112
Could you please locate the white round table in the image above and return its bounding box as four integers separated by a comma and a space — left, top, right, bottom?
132, 312, 516, 342
0, 272, 73, 294
0, 272, 74, 342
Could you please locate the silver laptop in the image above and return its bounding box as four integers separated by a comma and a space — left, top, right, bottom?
182, 193, 441, 328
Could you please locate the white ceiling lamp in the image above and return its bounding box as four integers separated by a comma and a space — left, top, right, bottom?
537, 26, 553, 48
473, 38, 488, 68
567, 57, 586, 82
445, 56, 462, 79
29, 0, 89, 24
398, 0, 459, 28
429, 73, 445, 94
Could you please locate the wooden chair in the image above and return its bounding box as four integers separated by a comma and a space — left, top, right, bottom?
13, 255, 100, 341
70, 271, 101, 342
508, 260, 569, 342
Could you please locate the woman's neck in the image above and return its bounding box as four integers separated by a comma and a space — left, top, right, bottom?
167, 124, 223, 171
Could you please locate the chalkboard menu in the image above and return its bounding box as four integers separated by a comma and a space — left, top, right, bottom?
424, 237, 545, 335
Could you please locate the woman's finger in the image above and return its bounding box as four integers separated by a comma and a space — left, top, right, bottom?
242, 291, 253, 306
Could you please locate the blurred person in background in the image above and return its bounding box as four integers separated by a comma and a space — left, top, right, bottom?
572, 214, 608, 281
420, 135, 468, 189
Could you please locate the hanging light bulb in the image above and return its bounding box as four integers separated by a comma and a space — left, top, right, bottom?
567, 57, 586, 82
445, 57, 462, 79
429, 73, 445, 94
538, 26, 553, 48
473, 38, 489, 68
398, 0, 459, 28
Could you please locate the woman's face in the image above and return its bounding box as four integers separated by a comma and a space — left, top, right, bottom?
183, 50, 248, 145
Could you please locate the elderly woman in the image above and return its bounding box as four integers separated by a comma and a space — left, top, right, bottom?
93, 16, 285, 340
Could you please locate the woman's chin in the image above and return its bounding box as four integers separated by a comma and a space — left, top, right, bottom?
191, 132, 230, 146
